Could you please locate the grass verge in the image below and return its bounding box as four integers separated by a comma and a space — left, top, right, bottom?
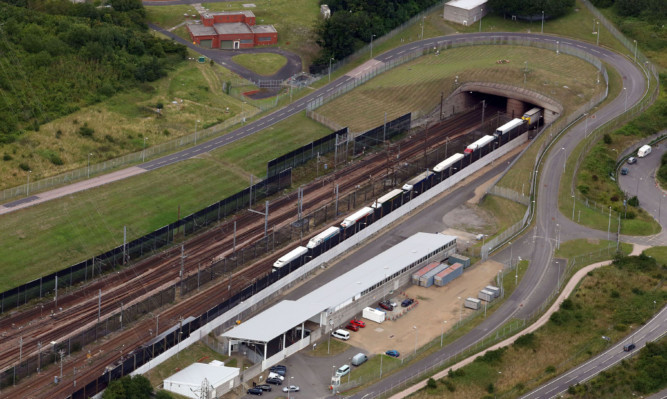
308, 338, 349, 357
231, 53, 288, 76
408, 252, 667, 398
478, 195, 527, 236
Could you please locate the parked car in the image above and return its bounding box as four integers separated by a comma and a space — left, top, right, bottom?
385, 350, 400, 358
627, 157, 637, 164
266, 377, 283, 385
256, 384, 272, 392
378, 300, 394, 311
332, 329, 351, 340
268, 372, 284, 381
401, 298, 414, 307
247, 387, 263, 395
621, 167, 629, 175
282, 385, 300, 392
350, 319, 366, 328
335, 364, 351, 377
269, 365, 286, 376
389, 300, 398, 308
623, 343, 636, 352
346, 323, 359, 332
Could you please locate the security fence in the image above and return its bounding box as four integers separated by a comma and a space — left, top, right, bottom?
0, 169, 291, 315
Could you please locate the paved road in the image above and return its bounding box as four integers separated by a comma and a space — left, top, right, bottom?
521, 305, 667, 398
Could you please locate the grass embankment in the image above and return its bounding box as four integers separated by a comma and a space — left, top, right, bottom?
555, 238, 631, 262
658, 152, 667, 190
561, 77, 667, 236
1, 59, 251, 190
231, 53, 288, 76
318, 46, 602, 132
409, 252, 667, 398
143, 341, 231, 387
146, 0, 321, 66
568, 337, 667, 398
0, 112, 331, 289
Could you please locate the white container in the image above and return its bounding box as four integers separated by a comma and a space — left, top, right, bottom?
464, 297, 481, 310
478, 289, 494, 302
362, 307, 386, 323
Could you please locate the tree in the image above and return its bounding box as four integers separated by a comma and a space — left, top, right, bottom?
488, 0, 575, 19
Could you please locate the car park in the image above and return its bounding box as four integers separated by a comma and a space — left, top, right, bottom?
282, 385, 300, 392
378, 300, 394, 311
266, 377, 283, 385
256, 384, 272, 392
623, 343, 636, 351
401, 298, 414, 307
335, 364, 350, 377
627, 157, 637, 164
385, 350, 400, 358
345, 323, 359, 332
332, 329, 350, 340
247, 387, 263, 395
350, 319, 366, 328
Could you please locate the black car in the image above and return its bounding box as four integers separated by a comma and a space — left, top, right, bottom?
256, 384, 272, 392
247, 387, 263, 395
269, 365, 286, 376
401, 298, 414, 307
623, 343, 636, 352
266, 377, 283, 385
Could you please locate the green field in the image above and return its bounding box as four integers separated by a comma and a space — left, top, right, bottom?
0, 112, 331, 290
232, 53, 288, 76
410, 253, 667, 398
317, 46, 602, 132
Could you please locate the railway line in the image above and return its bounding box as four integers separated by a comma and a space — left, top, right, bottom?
0, 107, 489, 398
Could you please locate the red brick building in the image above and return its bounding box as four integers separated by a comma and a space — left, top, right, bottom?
186, 11, 277, 49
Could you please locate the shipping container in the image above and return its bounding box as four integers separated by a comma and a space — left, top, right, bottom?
419, 263, 449, 287
434, 263, 463, 286
478, 289, 494, 302
464, 297, 481, 310
307, 226, 341, 249
485, 285, 500, 298
449, 254, 471, 268
411, 262, 440, 285
362, 307, 386, 323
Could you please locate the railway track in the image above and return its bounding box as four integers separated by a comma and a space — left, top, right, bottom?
0, 108, 487, 398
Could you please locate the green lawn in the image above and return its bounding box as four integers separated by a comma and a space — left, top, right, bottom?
0, 112, 330, 290
308, 338, 349, 357
232, 53, 288, 76
555, 239, 632, 261
318, 46, 601, 132
644, 246, 667, 265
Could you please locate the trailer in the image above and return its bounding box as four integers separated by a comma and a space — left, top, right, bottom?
494, 118, 525, 138
434, 263, 463, 286
371, 189, 404, 209
464, 297, 481, 310
307, 226, 341, 249
638, 145, 651, 158
341, 207, 374, 228
272, 246, 308, 272
464, 135, 495, 154
402, 170, 435, 192
478, 289, 494, 302
485, 285, 500, 298
449, 254, 471, 268
362, 307, 386, 323
433, 153, 464, 173
521, 108, 542, 126
412, 262, 440, 285
419, 263, 449, 287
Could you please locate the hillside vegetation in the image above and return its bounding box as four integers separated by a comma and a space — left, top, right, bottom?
0, 0, 186, 146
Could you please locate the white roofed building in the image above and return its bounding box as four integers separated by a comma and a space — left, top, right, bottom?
443, 0, 487, 26
163, 361, 239, 399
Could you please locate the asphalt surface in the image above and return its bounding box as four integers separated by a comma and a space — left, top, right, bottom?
521, 305, 667, 398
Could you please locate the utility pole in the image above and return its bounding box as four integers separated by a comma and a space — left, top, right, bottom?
123, 226, 127, 265
98, 289, 101, 323
59, 349, 65, 379
37, 341, 42, 373
233, 221, 237, 252
180, 245, 185, 293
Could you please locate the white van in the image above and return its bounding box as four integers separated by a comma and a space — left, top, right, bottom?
638, 145, 651, 157
335, 364, 350, 377
351, 353, 368, 366
331, 329, 350, 340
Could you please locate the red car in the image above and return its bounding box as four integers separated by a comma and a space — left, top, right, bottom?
350, 319, 366, 328
378, 300, 394, 311
345, 323, 359, 332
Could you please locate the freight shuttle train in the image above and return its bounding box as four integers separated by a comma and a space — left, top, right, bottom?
270, 116, 527, 273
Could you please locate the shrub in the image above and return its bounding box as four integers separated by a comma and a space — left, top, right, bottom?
19, 162, 30, 171
78, 123, 95, 137
514, 333, 536, 348
611, 290, 620, 298
561, 298, 574, 310
550, 310, 570, 325
427, 378, 437, 389
163, 129, 170, 136
3, 153, 12, 161
545, 365, 556, 373
487, 382, 495, 393
603, 134, 612, 144
49, 153, 64, 166
443, 379, 456, 392
628, 196, 639, 206
577, 184, 589, 194
476, 347, 506, 364
55, 129, 62, 139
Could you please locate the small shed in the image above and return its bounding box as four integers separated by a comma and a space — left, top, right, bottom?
443, 0, 487, 26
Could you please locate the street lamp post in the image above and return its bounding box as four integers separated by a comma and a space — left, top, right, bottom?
370, 34, 376, 58
633, 40, 638, 63
440, 320, 447, 347
607, 206, 612, 240
541, 11, 544, 34
596, 21, 600, 46
562, 147, 566, 172
195, 119, 200, 145
87, 153, 93, 178
328, 57, 334, 83
479, 8, 483, 32
624, 87, 628, 112
584, 113, 589, 137
142, 137, 148, 162
421, 16, 425, 39
572, 195, 576, 220
413, 326, 418, 355
27, 170, 31, 197
556, 40, 559, 54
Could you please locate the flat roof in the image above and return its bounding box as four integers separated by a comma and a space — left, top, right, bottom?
214, 22, 253, 35
251, 25, 277, 34
202, 10, 255, 18
164, 362, 239, 387
188, 23, 217, 37
222, 233, 455, 343
446, 0, 486, 10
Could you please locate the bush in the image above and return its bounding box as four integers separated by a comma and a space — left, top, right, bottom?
3, 153, 12, 161
577, 184, 589, 194
561, 298, 574, 310
487, 382, 495, 393
78, 123, 95, 137
611, 290, 620, 298
56, 130, 62, 139
514, 333, 537, 348
427, 377, 437, 389
476, 347, 506, 364
545, 365, 556, 373
628, 196, 639, 207
603, 134, 612, 144
443, 379, 456, 392
19, 162, 30, 171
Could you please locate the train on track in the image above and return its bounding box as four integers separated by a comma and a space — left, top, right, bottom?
270, 118, 528, 273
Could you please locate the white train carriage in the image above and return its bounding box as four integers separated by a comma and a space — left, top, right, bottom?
371, 189, 404, 209
340, 207, 374, 228
494, 118, 525, 138
306, 226, 341, 249
402, 170, 435, 192
272, 246, 308, 272
433, 153, 464, 173
463, 135, 495, 154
